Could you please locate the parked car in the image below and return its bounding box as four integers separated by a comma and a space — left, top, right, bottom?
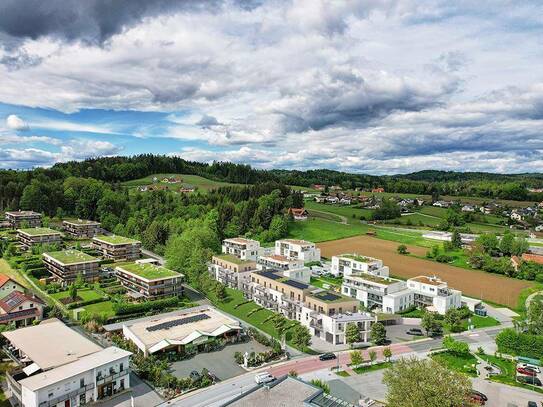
406, 328, 424, 336
319, 353, 336, 361
517, 376, 542, 386
189, 370, 201, 382
520, 363, 541, 373
255, 372, 275, 384
527, 401, 537, 407
517, 367, 537, 376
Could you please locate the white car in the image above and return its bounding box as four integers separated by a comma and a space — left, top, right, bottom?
254, 372, 275, 384
520, 363, 541, 373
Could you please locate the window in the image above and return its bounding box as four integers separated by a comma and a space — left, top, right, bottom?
120, 362, 124, 371
48, 393, 54, 399
80, 378, 85, 388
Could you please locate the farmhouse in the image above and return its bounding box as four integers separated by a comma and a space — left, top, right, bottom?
43, 250, 101, 283
371, 187, 384, 193
5, 211, 42, 229
0, 291, 44, 327
62, 219, 101, 238
92, 234, 142, 261
17, 227, 62, 249
115, 262, 184, 300
288, 207, 308, 221
221, 237, 260, 261
208, 254, 257, 291
0, 275, 25, 300
118, 305, 242, 356
275, 239, 321, 262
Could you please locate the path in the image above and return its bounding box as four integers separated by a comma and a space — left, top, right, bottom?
525, 290, 543, 308
308, 208, 348, 224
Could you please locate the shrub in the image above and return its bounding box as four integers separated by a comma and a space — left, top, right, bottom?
496, 328, 543, 360
113, 296, 179, 315
66, 297, 109, 309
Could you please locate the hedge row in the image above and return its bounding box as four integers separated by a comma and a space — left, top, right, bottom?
113, 296, 179, 315
496, 328, 543, 360
66, 296, 110, 310
104, 286, 127, 295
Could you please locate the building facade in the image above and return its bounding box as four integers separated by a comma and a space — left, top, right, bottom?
115, 263, 184, 300
63, 219, 101, 238
257, 254, 304, 271
342, 274, 408, 312
0, 276, 25, 300
208, 254, 257, 291
17, 228, 62, 249
274, 239, 321, 262
221, 238, 260, 261
92, 235, 142, 261
43, 250, 101, 283
0, 291, 44, 327
330, 254, 390, 277
5, 211, 42, 229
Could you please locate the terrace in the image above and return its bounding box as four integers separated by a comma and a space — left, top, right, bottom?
350, 273, 396, 285
214, 254, 251, 265
342, 254, 375, 263
307, 290, 353, 304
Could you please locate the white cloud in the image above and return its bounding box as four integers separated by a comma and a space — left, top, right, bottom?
6, 114, 29, 131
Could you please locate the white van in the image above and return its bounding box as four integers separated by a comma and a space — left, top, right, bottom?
254, 372, 275, 384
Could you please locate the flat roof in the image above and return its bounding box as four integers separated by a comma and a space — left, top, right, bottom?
223, 237, 257, 245
307, 290, 356, 304
93, 234, 141, 245
19, 346, 131, 391
261, 254, 295, 263
123, 306, 240, 350
116, 262, 182, 281
409, 275, 446, 286
278, 239, 313, 246
63, 219, 100, 226
17, 227, 61, 237
5, 211, 41, 217
43, 250, 99, 266
348, 273, 397, 285
2, 319, 102, 370
213, 254, 254, 265
341, 254, 378, 263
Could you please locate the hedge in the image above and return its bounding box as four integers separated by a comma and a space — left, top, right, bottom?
29, 267, 49, 279
113, 296, 179, 315
66, 296, 110, 309
496, 328, 543, 360
104, 286, 127, 295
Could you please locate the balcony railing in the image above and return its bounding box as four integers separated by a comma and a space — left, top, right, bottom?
96, 369, 128, 386
39, 383, 94, 407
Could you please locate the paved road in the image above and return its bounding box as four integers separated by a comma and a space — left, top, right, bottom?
142, 248, 165, 265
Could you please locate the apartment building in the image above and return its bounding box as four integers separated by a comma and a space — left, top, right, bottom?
63, 219, 101, 238
257, 254, 304, 271
330, 254, 390, 277
92, 235, 141, 261
115, 262, 184, 300
3, 319, 131, 407
0, 291, 44, 327
43, 250, 101, 283
301, 290, 375, 345
275, 239, 321, 262
0, 275, 25, 300
406, 275, 462, 315
17, 227, 62, 249
221, 237, 260, 261
208, 254, 257, 291
5, 211, 42, 229
342, 273, 407, 312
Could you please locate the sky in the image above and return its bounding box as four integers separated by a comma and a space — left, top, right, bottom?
0, 0, 542, 174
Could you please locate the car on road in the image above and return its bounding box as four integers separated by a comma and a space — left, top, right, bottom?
517, 367, 537, 376
406, 328, 424, 336
517, 376, 542, 386
319, 353, 336, 361
254, 372, 275, 384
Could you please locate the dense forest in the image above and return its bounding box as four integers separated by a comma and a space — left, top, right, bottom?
1, 155, 543, 212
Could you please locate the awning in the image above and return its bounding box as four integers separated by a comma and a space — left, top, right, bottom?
23, 362, 41, 376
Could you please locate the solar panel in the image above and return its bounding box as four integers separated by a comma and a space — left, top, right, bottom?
317, 292, 340, 301
260, 271, 281, 280
283, 279, 308, 289
146, 313, 211, 332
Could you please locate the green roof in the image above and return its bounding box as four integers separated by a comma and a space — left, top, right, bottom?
94, 234, 140, 245
44, 250, 98, 265
307, 290, 356, 304
342, 254, 374, 263
64, 219, 100, 225
351, 274, 396, 285
213, 253, 252, 265
18, 227, 61, 236
117, 262, 181, 281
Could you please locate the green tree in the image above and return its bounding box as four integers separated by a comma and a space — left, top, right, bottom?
350, 350, 363, 366
370, 322, 387, 345
345, 323, 360, 347
368, 349, 377, 365
397, 244, 408, 255
215, 283, 227, 302
444, 308, 463, 333
383, 357, 472, 407
69, 283, 78, 301
475, 233, 499, 255
291, 325, 311, 348
451, 229, 462, 249
383, 347, 392, 362
511, 236, 529, 256
421, 312, 442, 337
526, 296, 543, 335
499, 231, 515, 255
443, 336, 470, 355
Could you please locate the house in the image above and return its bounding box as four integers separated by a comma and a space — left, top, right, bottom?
312, 184, 326, 191
221, 237, 260, 261
0, 275, 25, 300
461, 205, 475, 212
257, 254, 304, 271
275, 239, 321, 262
3, 319, 131, 407
115, 262, 184, 300
92, 235, 142, 261
511, 210, 524, 221
43, 250, 101, 283
5, 211, 42, 229
0, 291, 44, 327
326, 196, 339, 204
535, 224, 543, 232
116, 305, 242, 357
433, 200, 452, 208
406, 276, 462, 315
162, 177, 182, 183
415, 198, 425, 206
138, 186, 148, 192
17, 228, 62, 249
179, 186, 195, 193
314, 196, 327, 203
339, 197, 352, 205
208, 254, 257, 291
288, 208, 308, 221
62, 219, 101, 238
538, 201, 543, 209
330, 254, 390, 277
371, 187, 384, 193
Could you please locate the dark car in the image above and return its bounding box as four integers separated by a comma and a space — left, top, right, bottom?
190, 370, 201, 382
406, 328, 424, 336
470, 390, 488, 401
319, 353, 336, 361
527, 401, 537, 407
517, 376, 542, 386
468, 391, 486, 406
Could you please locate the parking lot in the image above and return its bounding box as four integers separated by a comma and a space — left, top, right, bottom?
386, 323, 425, 343
169, 339, 270, 381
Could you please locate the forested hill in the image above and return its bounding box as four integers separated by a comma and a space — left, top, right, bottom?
1, 155, 543, 208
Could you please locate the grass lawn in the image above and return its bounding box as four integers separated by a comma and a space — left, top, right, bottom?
353, 361, 392, 374
288, 218, 368, 242
431, 351, 478, 377
310, 275, 343, 289
463, 314, 500, 329
335, 370, 350, 377
82, 300, 116, 317
0, 259, 28, 287
480, 354, 543, 394
50, 288, 105, 302
304, 201, 373, 224
391, 213, 442, 227
398, 308, 426, 318
122, 173, 238, 191
372, 227, 437, 248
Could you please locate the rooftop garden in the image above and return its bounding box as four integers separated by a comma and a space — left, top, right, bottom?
118, 262, 181, 280
353, 273, 396, 285
343, 254, 375, 263
64, 219, 100, 225
308, 290, 354, 304
94, 234, 140, 245
44, 250, 98, 265
214, 253, 251, 265
18, 227, 60, 236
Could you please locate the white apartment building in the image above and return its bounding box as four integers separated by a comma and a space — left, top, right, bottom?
274, 239, 321, 263
3, 319, 131, 407
342, 274, 408, 312
282, 266, 312, 284
208, 254, 257, 291
221, 237, 260, 261
330, 254, 390, 277
406, 275, 462, 315
257, 254, 304, 271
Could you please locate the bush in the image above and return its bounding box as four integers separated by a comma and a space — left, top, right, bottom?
66, 297, 109, 310
496, 328, 543, 360
113, 296, 179, 315
435, 254, 454, 263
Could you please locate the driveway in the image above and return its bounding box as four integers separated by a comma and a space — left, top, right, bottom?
386, 323, 424, 344
472, 378, 543, 407
98, 373, 163, 407
169, 340, 270, 381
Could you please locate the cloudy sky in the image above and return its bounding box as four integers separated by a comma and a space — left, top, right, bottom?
0, 0, 542, 173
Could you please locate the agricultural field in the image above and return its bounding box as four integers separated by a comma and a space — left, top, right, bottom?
122, 173, 238, 191
304, 201, 373, 223
317, 235, 533, 308
287, 218, 369, 242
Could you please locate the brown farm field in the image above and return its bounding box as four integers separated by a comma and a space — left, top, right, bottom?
318, 235, 533, 308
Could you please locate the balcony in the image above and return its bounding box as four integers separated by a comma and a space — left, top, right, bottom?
39, 383, 95, 407
96, 368, 128, 386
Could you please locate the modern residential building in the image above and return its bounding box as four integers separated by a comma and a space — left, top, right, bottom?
43, 250, 101, 283
208, 254, 257, 291
0, 275, 25, 300
330, 254, 390, 277
0, 291, 44, 327
274, 239, 321, 262
62, 219, 101, 238
3, 319, 131, 407
406, 275, 462, 315
17, 227, 62, 249
257, 254, 304, 271
5, 211, 42, 229
281, 266, 311, 284
115, 262, 184, 300
221, 237, 260, 261
116, 305, 242, 356
92, 235, 141, 261
342, 273, 408, 312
